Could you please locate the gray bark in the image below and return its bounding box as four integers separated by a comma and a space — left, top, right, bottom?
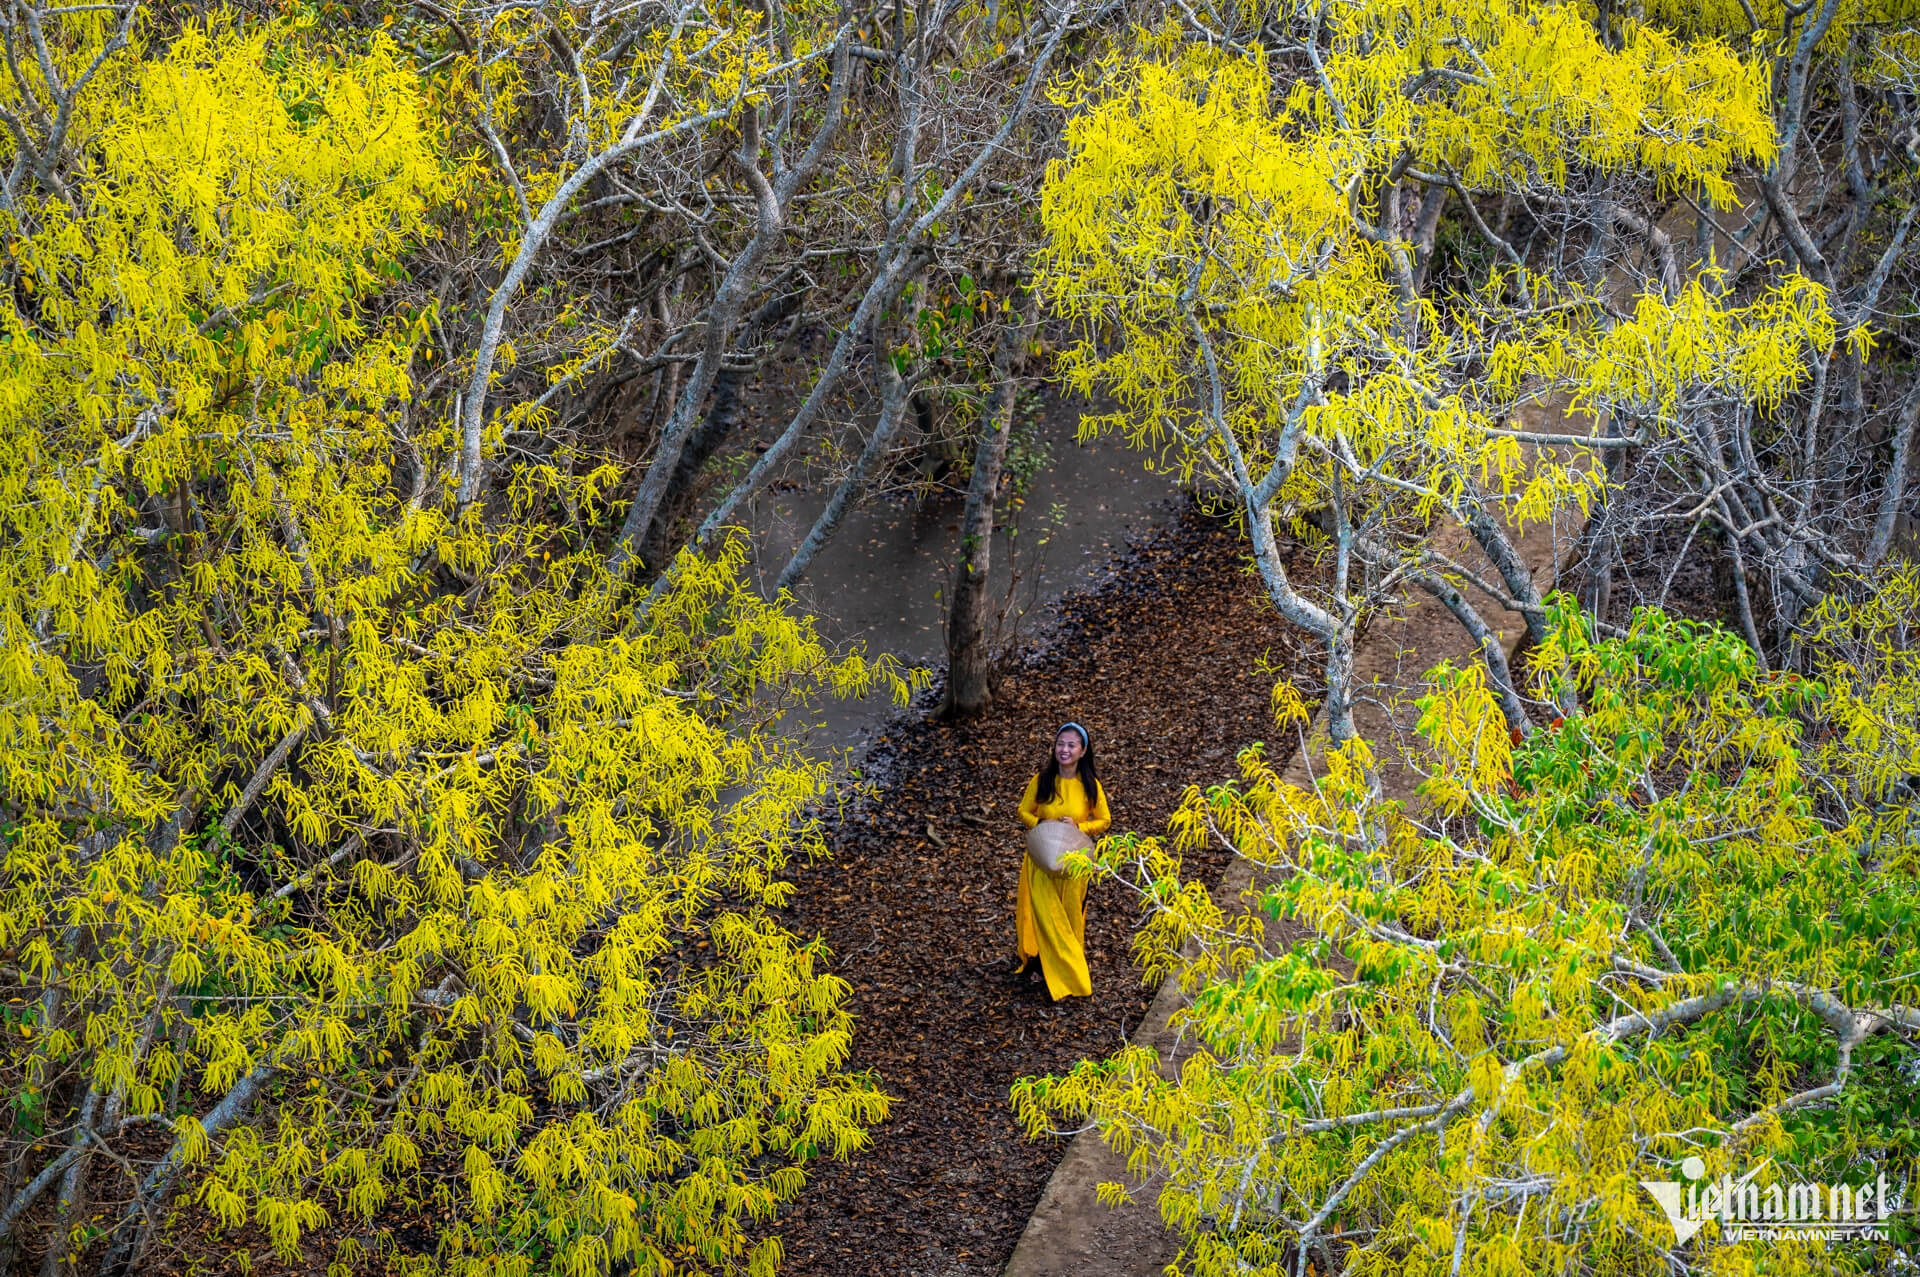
1410, 570, 1532, 739
940, 295, 1031, 718
1868, 385, 1920, 568
633, 287, 805, 573
35, 1089, 98, 1277
1460, 496, 1548, 646
656, 6, 1075, 611
101, 1064, 278, 1275
1409, 182, 1449, 293
455, 14, 775, 511
609, 42, 855, 568
1182, 303, 1352, 738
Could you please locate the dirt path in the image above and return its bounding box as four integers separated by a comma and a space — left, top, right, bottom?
764, 499, 1320, 1276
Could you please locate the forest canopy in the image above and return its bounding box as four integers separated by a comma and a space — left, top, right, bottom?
0, 11, 914, 1275
0, 0, 1916, 1272
1015, 0, 1920, 1273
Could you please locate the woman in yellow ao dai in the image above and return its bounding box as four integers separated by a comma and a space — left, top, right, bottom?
1014, 721, 1111, 1001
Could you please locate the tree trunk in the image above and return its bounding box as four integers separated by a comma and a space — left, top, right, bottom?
607, 48, 857, 566
37, 1089, 96, 1277
633, 288, 804, 572
940, 295, 1031, 718
636, 370, 744, 573
1409, 182, 1449, 293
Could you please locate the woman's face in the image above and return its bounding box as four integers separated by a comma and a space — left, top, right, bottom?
1054, 729, 1085, 769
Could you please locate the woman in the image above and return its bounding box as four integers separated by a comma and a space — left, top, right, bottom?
1014, 721, 1111, 1001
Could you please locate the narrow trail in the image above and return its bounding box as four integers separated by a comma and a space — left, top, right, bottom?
767, 501, 1320, 1276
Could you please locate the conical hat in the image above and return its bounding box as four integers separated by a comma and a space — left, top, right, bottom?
1025, 820, 1092, 873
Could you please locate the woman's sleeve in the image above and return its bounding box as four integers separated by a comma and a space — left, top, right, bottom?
1017, 775, 1042, 829
1077, 780, 1112, 837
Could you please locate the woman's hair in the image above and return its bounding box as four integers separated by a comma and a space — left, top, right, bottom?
1036, 723, 1101, 807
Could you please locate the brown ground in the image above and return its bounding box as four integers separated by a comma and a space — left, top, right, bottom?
762, 498, 1320, 1276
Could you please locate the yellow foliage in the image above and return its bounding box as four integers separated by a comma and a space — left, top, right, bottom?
0, 14, 907, 1274
1014, 596, 1916, 1275
1036, 6, 1821, 607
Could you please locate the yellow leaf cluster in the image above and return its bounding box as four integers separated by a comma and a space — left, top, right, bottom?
1036, 5, 1819, 573
0, 15, 906, 1274
1013, 595, 1915, 1275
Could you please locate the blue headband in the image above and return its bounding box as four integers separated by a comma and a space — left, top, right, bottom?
1060, 722, 1089, 748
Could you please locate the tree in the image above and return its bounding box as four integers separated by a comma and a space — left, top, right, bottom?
1569, 0, 1920, 657
1013, 5, 1920, 1269
940, 284, 1036, 719
1014, 589, 1920, 1276
361, 0, 1094, 609
0, 15, 910, 1274
675, 0, 1077, 593
1031, 0, 1874, 740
